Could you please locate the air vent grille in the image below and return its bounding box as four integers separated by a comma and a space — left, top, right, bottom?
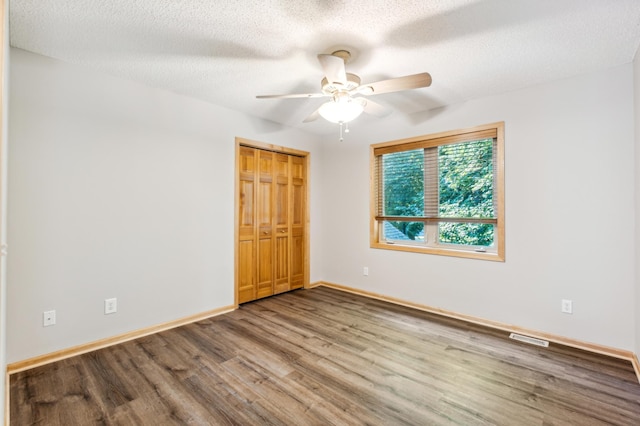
509, 333, 549, 347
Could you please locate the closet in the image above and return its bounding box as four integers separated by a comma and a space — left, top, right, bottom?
236, 143, 307, 304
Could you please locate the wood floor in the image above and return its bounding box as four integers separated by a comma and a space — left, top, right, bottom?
10, 286, 640, 425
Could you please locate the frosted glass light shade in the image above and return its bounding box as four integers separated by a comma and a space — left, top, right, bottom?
318, 98, 364, 123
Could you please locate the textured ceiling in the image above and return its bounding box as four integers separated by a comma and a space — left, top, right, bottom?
9, 0, 640, 134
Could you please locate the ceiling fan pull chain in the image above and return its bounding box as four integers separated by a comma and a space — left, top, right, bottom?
339, 121, 344, 142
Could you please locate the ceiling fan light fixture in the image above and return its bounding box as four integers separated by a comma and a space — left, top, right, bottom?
318, 97, 364, 123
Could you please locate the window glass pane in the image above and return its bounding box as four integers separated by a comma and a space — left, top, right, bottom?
439, 222, 494, 247
382, 149, 424, 217
438, 139, 494, 219
383, 221, 424, 242
438, 139, 494, 246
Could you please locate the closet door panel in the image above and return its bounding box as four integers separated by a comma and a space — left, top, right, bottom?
257, 231, 273, 299
290, 156, 305, 290
274, 154, 290, 294
290, 230, 304, 290
238, 240, 255, 303
274, 234, 289, 294
256, 150, 274, 298
238, 147, 258, 303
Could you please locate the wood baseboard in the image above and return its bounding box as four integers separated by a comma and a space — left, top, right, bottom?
6, 304, 236, 375
312, 281, 640, 383
632, 353, 640, 382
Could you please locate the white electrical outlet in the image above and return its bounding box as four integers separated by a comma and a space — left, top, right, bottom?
105, 298, 117, 314
363, 267, 369, 276
43, 310, 56, 327
561, 299, 573, 314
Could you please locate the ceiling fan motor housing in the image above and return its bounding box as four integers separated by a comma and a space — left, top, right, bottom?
321, 73, 361, 94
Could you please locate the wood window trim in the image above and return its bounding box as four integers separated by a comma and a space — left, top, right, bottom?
369, 122, 505, 262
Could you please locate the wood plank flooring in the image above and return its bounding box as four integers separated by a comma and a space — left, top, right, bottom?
10, 286, 640, 425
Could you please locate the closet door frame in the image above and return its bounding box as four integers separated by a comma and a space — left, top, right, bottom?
234, 138, 310, 307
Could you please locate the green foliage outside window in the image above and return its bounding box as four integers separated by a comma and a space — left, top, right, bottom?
438, 139, 494, 246
383, 139, 494, 246
382, 150, 425, 240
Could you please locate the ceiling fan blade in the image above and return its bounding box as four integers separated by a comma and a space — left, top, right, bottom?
359, 72, 432, 95
302, 107, 321, 123
318, 54, 347, 85
360, 98, 390, 118
256, 93, 325, 99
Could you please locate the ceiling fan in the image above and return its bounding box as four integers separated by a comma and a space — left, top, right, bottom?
256, 50, 432, 139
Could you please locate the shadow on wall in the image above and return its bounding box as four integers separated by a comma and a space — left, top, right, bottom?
407, 103, 461, 126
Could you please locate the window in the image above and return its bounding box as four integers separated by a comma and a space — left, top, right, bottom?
370, 122, 504, 261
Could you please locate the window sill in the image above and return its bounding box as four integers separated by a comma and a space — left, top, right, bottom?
371, 241, 505, 262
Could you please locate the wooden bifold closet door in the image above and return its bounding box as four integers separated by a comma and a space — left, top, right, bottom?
237, 144, 306, 304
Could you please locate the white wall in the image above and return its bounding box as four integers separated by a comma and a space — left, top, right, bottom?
7, 48, 324, 362
634, 45, 640, 358
6, 45, 638, 364
318, 64, 636, 350
0, 1, 9, 421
